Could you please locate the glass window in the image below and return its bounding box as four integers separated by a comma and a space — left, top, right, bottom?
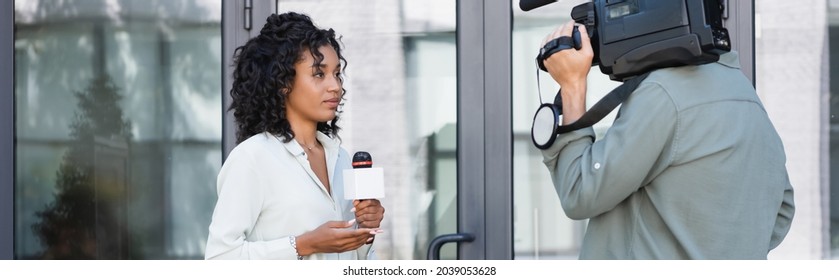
512, 0, 622, 259
276, 0, 457, 260
14, 0, 221, 259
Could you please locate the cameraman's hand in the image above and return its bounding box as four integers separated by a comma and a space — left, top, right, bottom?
542, 20, 593, 124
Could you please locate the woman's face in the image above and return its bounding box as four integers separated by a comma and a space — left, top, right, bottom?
285, 45, 343, 124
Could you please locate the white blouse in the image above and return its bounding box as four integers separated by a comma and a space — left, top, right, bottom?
205, 131, 373, 260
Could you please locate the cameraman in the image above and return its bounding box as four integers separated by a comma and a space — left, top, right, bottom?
540, 21, 794, 259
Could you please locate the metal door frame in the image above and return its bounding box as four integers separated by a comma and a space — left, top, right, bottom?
1, 0, 14, 261
454, 0, 514, 259
222, 0, 275, 159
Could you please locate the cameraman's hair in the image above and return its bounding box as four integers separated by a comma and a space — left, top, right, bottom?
230, 12, 346, 144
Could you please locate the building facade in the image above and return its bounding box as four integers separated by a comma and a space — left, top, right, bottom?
0, 0, 835, 260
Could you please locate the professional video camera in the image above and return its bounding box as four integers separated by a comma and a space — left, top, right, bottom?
526, 0, 732, 150
525, 0, 731, 81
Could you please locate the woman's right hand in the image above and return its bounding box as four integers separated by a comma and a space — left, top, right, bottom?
294, 220, 378, 256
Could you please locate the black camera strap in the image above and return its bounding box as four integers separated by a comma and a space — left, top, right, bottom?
553, 72, 650, 134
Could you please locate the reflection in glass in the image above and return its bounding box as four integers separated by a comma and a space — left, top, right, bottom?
14, 0, 221, 259
31, 75, 132, 259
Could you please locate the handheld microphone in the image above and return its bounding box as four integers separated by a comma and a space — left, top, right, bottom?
343, 151, 385, 200
352, 152, 373, 168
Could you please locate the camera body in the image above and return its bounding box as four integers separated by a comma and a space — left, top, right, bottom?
569, 0, 730, 81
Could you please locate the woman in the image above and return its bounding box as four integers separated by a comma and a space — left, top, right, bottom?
205, 12, 385, 260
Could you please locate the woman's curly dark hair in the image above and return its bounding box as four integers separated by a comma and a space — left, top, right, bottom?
230, 12, 347, 144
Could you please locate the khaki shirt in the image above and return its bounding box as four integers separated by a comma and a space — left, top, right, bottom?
542, 52, 794, 259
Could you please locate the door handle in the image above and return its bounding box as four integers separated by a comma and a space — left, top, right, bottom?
426, 233, 475, 260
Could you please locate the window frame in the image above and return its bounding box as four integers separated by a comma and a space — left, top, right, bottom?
1, 0, 14, 260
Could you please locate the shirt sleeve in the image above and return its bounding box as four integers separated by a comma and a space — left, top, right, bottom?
770, 175, 795, 251
541, 81, 678, 220
204, 148, 299, 260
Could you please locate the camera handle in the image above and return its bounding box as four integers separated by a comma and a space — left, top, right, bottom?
536, 26, 582, 72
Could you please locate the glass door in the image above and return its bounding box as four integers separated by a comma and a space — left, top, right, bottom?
272, 0, 459, 260
512, 0, 620, 259
448, 0, 514, 260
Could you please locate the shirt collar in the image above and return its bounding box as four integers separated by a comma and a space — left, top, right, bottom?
717, 51, 741, 69
278, 131, 340, 157
276, 131, 342, 201
316, 131, 340, 156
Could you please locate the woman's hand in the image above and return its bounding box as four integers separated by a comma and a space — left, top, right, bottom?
295, 220, 379, 256
353, 199, 385, 229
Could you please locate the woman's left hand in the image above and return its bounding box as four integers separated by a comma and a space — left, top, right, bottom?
353, 199, 385, 229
